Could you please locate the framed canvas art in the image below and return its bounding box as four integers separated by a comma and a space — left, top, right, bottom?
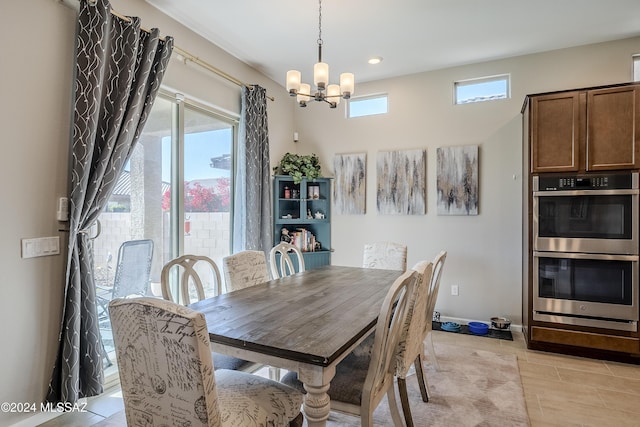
333, 152, 367, 214
436, 145, 479, 215
376, 149, 426, 215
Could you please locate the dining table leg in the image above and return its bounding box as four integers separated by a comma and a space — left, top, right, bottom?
297, 365, 336, 427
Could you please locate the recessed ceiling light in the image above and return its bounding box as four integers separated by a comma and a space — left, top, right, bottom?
368, 56, 383, 65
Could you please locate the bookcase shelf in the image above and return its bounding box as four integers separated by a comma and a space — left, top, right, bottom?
272, 175, 332, 269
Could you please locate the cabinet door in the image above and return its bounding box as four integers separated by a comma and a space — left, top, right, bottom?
530, 92, 581, 173
587, 85, 640, 171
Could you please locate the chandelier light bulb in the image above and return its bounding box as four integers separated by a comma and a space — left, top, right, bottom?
314, 62, 329, 90
297, 83, 312, 106
327, 84, 341, 107
339, 73, 355, 98
286, 70, 301, 95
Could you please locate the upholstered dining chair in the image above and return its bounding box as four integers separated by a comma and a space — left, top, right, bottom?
160, 254, 261, 373
362, 241, 407, 271
222, 250, 271, 292
282, 270, 418, 427
222, 250, 280, 379
269, 242, 305, 279
109, 297, 303, 427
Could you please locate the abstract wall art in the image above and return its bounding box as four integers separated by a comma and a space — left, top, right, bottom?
333, 152, 367, 214
376, 149, 426, 215
436, 145, 479, 215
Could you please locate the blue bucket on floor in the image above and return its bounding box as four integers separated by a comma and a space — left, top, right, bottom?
468, 321, 489, 335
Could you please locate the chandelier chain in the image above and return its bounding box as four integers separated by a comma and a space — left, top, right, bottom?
317, 0, 323, 46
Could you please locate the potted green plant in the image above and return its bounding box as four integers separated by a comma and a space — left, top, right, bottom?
273, 152, 322, 184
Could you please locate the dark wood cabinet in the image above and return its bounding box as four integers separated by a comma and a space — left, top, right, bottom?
587, 85, 640, 171
530, 91, 581, 172
527, 83, 640, 173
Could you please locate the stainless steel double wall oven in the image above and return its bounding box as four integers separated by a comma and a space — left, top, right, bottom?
532, 172, 639, 331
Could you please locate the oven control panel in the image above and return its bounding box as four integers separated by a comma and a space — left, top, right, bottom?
536, 173, 635, 191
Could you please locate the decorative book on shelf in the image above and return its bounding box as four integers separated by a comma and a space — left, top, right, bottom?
273, 175, 332, 270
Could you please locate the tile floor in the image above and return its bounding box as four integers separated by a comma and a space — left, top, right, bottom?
36, 329, 640, 427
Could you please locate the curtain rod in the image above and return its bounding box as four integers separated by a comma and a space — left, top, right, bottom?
67, 0, 275, 101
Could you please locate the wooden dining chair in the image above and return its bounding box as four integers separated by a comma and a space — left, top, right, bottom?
269, 242, 305, 278
161, 254, 223, 305
423, 250, 447, 372
160, 254, 261, 373
222, 250, 271, 292
394, 260, 434, 427
362, 241, 407, 271
282, 270, 418, 427
109, 297, 304, 427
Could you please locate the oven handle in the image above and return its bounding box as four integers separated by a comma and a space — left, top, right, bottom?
533, 189, 639, 197
533, 251, 639, 261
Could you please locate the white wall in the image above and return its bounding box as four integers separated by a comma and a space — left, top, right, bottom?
0, 0, 294, 425
292, 37, 640, 325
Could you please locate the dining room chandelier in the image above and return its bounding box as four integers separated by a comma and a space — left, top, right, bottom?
285, 0, 355, 108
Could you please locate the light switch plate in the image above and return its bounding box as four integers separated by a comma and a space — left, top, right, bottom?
21, 237, 60, 259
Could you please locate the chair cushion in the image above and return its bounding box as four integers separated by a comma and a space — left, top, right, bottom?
216, 369, 303, 426
281, 350, 371, 407
213, 353, 256, 371
350, 334, 374, 358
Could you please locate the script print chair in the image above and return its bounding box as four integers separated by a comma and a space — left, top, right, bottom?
362, 241, 407, 271
222, 250, 271, 292
160, 254, 261, 373
269, 242, 306, 279
109, 297, 304, 427
222, 250, 280, 380
282, 270, 418, 427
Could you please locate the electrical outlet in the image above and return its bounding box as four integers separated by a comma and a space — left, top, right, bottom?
451, 284, 459, 296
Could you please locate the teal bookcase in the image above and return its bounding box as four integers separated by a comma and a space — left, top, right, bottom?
273, 176, 331, 269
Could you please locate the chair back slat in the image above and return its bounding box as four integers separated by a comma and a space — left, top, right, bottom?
161, 255, 222, 305
425, 251, 447, 334
269, 242, 306, 279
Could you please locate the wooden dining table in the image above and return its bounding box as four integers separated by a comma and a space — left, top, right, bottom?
188, 264, 403, 427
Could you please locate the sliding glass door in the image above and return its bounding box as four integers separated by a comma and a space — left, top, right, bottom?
94, 93, 236, 380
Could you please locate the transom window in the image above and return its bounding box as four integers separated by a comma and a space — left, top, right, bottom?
454, 74, 510, 104
347, 94, 388, 118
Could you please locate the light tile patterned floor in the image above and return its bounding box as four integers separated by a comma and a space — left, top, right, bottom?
37, 329, 640, 427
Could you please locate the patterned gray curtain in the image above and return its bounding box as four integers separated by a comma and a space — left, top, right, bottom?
46, 0, 172, 403
233, 85, 273, 253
